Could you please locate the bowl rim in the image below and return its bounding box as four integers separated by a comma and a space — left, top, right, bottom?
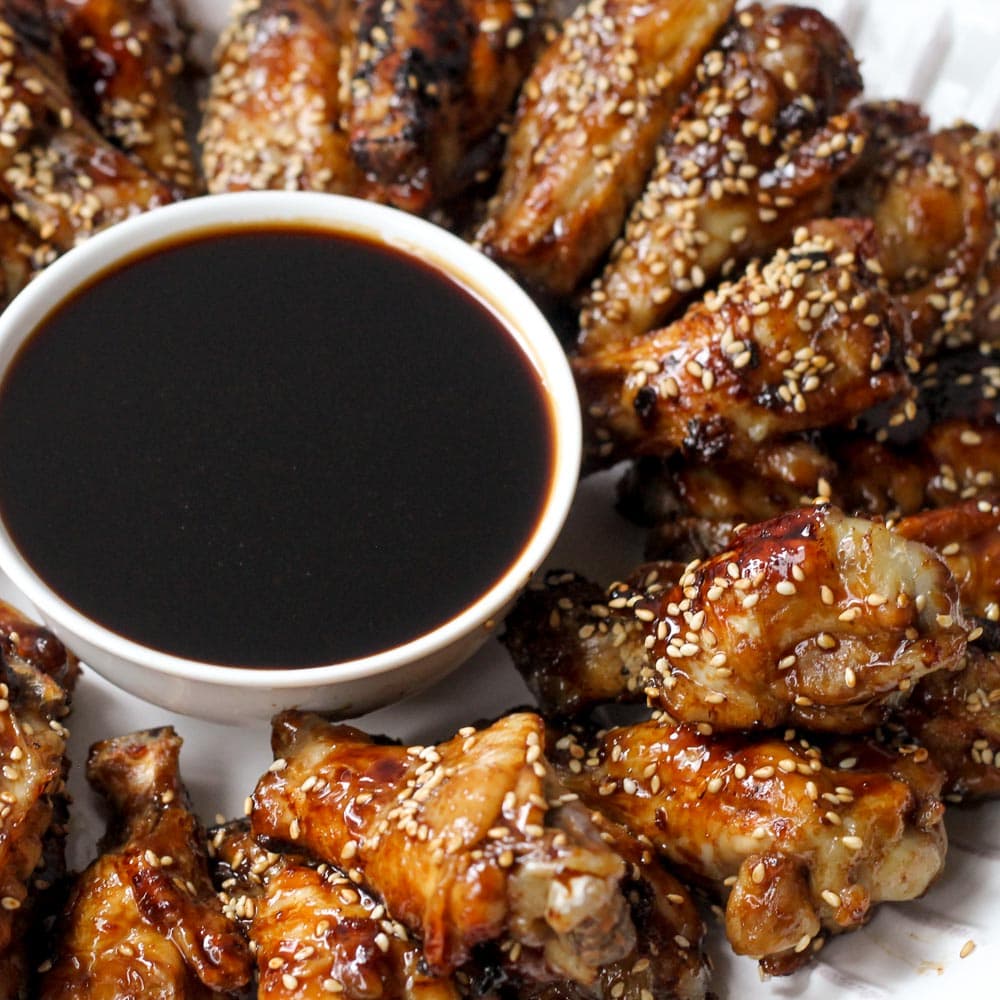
0, 190, 582, 689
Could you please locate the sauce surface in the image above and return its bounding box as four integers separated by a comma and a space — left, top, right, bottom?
0, 226, 554, 667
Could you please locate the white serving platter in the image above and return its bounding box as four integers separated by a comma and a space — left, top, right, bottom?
9, 0, 999, 995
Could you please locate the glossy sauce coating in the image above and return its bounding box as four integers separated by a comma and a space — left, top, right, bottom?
0, 225, 554, 667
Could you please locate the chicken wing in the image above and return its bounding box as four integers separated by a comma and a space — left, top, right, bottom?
0, 12, 176, 251
637, 505, 967, 732
839, 119, 999, 354
475, 0, 735, 297
897, 642, 1000, 802
46, 0, 199, 195
0, 600, 77, 999
578, 3, 864, 355
40, 728, 252, 999
251, 711, 635, 985
212, 820, 460, 999
575, 220, 913, 468
200, 0, 364, 195
556, 719, 947, 975
346, 0, 550, 214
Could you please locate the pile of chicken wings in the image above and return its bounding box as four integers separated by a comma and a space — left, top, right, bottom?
0, 0, 997, 996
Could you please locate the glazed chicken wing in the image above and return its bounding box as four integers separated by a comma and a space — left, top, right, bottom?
575, 220, 913, 468
637, 505, 967, 732
346, 0, 550, 214
212, 820, 460, 999
251, 711, 635, 985
556, 719, 947, 976
0, 12, 176, 251
40, 728, 252, 999
0, 601, 77, 999
578, 3, 864, 355
475, 0, 735, 297
46, 0, 199, 195
200, 0, 364, 195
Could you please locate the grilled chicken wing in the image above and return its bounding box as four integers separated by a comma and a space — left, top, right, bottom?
212, 820, 460, 1000
839, 119, 999, 354
0, 199, 52, 308
251, 711, 635, 985
576, 220, 913, 468
897, 642, 1000, 801
0, 601, 77, 999
346, 0, 550, 214
46, 0, 198, 195
476, 0, 735, 297
579, 4, 864, 355
200, 0, 365, 195
0, 12, 176, 251
637, 505, 967, 732
556, 719, 947, 975
40, 728, 252, 999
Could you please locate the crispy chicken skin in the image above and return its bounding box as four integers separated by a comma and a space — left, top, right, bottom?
0, 12, 176, 251
837, 118, 999, 354
556, 720, 947, 976
579, 4, 864, 355
504, 507, 967, 729
898, 642, 1000, 801
40, 728, 252, 999
200, 0, 365, 195
46, 0, 199, 195
0, 601, 77, 998
346, 0, 549, 215
575, 220, 913, 468
638, 505, 967, 732
475, 0, 735, 297
211, 821, 460, 1000
251, 711, 635, 984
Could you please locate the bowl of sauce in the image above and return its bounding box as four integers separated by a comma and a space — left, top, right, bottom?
0, 192, 581, 722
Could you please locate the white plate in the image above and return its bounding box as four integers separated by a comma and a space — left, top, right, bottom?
15, 0, 1000, 995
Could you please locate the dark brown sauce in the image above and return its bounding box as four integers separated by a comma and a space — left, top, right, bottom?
0, 225, 555, 667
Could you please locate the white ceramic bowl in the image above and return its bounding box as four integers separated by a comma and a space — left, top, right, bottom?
0, 191, 581, 724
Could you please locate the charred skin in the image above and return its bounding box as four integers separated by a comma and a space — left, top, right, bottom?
579, 3, 865, 355
575, 220, 915, 469
251, 711, 635, 984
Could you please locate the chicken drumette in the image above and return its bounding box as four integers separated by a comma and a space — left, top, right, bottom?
554, 720, 947, 976
476, 0, 735, 297
40, 728, 252, 998
251, 711, 636, 986
46, 0, 199, 195
0, 601, 77, 1000
212, 820, 460, 999
575, 220, 914, 468
579, 3, 865, 355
